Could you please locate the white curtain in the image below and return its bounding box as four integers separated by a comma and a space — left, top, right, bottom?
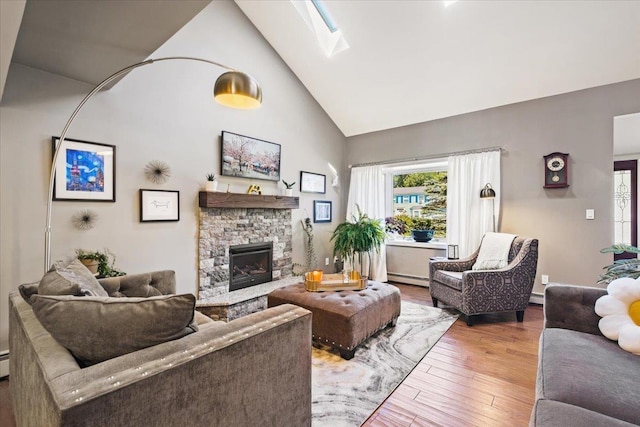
346, 165, 387, 281
446, 151, 501, 258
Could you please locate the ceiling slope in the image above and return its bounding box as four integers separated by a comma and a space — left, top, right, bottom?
11, 0, 211, 86
236, 0, 640, 136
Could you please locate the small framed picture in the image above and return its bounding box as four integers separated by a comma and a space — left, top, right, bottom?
139, 189, 179, 222
300, 171, 326, 194
51, 137, 116, 202
313, 200, 332, 223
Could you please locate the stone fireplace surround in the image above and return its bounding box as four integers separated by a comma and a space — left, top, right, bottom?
197, 192, 300, 321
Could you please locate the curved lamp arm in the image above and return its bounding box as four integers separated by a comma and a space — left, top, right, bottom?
45, 56, 261, 272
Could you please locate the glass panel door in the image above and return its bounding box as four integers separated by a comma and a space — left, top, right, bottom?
613, 160, 637, 260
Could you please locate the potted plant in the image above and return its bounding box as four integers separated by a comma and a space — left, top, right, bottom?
411, 217, 434, 242
205, 173, 217, 192
598, 244, 640, 284
330, 205, 386, 278
76, 249, 126, 278
282, 180, 295, 197
385, 215, 410, 240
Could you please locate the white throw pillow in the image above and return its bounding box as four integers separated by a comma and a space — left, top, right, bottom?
594, 277, 640, 355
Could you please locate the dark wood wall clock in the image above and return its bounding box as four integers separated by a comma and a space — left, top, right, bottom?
543, 152, 569, 188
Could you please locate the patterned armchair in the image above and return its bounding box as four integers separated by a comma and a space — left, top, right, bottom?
429, 236, 539, 326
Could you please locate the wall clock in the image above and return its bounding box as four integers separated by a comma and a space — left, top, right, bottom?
543, 152, 569, 188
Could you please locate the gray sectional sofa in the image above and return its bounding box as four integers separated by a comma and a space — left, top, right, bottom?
530, 284, 640, 426
10, 271, 312, 426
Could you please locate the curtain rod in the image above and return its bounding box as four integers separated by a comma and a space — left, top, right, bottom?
348, 145, 506, 168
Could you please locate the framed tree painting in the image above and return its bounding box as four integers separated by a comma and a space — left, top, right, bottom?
220, 131, 281, 182
139, 189, 180, 222
51, 137, 116, 201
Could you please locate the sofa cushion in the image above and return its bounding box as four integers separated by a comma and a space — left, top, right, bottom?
38, 258, 108, 297
538, 328, 640, 425
533, 400, 637, 427
432, 270, 463, 291
31, 293, 198, 365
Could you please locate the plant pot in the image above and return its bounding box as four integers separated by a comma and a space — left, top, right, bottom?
79, 259, 99, 275
285, 188, 293, 197
411, 229, 434, 243
205, 181, 218, 192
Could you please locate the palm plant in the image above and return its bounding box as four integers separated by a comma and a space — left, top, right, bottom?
330, 205, 386, 277
598, 244, 640, 285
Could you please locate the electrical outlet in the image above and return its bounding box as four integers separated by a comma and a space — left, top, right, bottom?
541, 275, 549, 285
586, 209, 595, 220
325, 257, 330, 266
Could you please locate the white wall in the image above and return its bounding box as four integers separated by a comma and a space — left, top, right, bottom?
0, 1, 346, 351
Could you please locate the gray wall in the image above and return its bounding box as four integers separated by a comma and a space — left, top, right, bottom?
0, 1, 347, 351
347, 79, 640, 293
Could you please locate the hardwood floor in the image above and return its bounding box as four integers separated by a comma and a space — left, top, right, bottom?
364, 283, 543, 427
0, 283, 542, 427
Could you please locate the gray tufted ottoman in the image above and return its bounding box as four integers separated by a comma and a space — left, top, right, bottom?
268, 281, 401, 359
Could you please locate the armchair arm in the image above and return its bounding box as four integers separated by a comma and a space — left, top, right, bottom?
460, 239, 538, 313
544, 284, 605, 336
98, 270, 176, 297
429, 247, 480, 279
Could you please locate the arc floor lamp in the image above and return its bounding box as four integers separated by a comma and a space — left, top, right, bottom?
480, 183, 496, 232
44, 56, 262, 272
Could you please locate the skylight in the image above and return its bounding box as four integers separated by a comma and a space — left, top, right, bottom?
291, 0, 349, 58
311, 0, 338, 33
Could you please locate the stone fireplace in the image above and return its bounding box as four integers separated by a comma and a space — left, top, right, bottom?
197, 192, 299, 320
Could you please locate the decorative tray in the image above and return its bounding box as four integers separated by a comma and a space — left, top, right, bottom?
304, 271, 367, 292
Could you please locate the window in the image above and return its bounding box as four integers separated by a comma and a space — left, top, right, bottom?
384, 160, 448, 240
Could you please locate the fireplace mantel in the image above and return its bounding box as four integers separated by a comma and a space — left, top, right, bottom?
198, 192, 299, 209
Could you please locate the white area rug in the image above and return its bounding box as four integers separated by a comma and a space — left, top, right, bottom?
311, 301, 458, 426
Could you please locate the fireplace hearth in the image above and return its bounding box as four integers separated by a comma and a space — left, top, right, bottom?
229, 242, 273, 292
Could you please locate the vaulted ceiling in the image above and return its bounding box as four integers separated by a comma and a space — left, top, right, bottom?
4, 0, 640, 140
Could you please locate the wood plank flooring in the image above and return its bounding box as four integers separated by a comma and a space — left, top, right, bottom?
364, 283, 543, 427
0, 283, 543, 427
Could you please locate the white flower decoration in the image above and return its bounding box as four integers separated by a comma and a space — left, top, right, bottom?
595, 277, 640, 355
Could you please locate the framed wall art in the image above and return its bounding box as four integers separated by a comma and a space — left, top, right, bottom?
139, 189, 180, 222
51, 137, 116, 201
313, 200, 332, 223
220, 131, 281, 182
300, 171, 326, 194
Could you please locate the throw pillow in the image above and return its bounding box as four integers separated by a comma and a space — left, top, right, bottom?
18, 282, 39, 305
39, 258, 108, 297
594, 277, 640, 355
31, 293, 198, 365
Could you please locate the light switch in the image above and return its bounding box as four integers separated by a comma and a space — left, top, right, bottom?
586, 209, 595, 220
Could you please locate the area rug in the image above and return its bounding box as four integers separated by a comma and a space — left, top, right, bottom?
311, 301, 458, 426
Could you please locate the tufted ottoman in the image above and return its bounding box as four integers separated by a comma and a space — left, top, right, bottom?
268, 281, 401, 359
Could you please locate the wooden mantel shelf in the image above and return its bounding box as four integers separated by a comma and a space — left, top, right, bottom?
198, 192, 299, 209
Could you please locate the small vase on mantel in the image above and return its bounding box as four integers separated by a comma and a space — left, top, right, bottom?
205, 181, 218, 192
285, 189, 293, 197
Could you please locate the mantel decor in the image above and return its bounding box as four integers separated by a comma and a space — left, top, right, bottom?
44, 56, 262, 271
51, 137, 115, 202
